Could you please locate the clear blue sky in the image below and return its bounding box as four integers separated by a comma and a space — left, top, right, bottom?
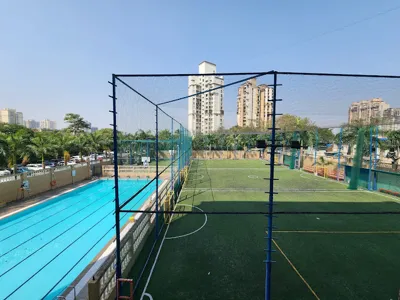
1, 0, 400, 131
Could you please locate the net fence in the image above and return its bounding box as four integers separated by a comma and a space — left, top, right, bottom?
105, 71, 400, 300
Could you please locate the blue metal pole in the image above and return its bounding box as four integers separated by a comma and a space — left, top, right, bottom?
111, 74, 122, 282
155, 106, 159, 239
368, 126, 373, 190
171, 118, 174, 191
373, 126, 378, 190
265, 71, 278, 300
337, 127, 343, 181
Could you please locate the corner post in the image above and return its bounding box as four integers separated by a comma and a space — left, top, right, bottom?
111, 74, 122, 282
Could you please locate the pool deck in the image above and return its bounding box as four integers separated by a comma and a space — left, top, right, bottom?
0, 179, 95, 220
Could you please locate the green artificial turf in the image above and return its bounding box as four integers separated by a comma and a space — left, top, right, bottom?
128, 159, 400, 300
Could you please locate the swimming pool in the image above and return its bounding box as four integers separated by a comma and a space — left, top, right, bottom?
0, 179, 157, 300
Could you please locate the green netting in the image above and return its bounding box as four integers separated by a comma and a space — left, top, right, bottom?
346, 166, 369, 189
283, 154, 292, 166
349, 128, 365, 190
289, 149, 296, 169
375, 170, 400, 193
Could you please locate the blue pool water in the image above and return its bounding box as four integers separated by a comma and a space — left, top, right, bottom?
0, 179, 157, 300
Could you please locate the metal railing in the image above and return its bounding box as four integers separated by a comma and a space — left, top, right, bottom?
0, 174, 21, 183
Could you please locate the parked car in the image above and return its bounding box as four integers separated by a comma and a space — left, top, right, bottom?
67, 160, 76, 165
16, 167, 29, 174
26, 164, 43, 171
57, 161, 65, 166
0, 168, 11, 176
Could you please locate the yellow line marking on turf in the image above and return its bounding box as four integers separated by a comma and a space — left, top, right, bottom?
274, 230, 400, 234
272, 239, 320, 300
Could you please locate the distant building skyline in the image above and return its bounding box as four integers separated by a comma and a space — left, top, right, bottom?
348, 98, 390, 124
348, 98, 400, 130
236, 79, 273, 128
40, 119, 57, 130
25, 119, 40, 129
0, 108, 24, 126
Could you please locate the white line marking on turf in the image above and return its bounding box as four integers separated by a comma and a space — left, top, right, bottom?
143, 293, 153, 300
140, 211, 173, 300
248, 175, 259, 179
362, 189, 400, 204
165, 204, 208, 240
140, 178, 189, 300
187, 174, 204, 181
300, 172, 325, 181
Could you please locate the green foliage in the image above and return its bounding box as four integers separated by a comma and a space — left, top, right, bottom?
64, 113, 91, 135
0, 129, 31, 172
27, 133, 54, 169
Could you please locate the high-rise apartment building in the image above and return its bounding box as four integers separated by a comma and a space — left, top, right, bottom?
25, 119, 40, 129
381, 108, 400, 131
348, 98, 390, 124
0, 108, 24, 125
236, 79, 273, 128
188, 62, 224, 135
40, 119, 57, 130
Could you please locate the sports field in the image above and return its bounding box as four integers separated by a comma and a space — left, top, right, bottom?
134, 159, 400, 300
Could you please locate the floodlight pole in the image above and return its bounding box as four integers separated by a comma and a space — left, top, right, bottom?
155, 106, 159, 239
265, 71, 278, 300
111, 74, 122, 282
337, 127, 343, 181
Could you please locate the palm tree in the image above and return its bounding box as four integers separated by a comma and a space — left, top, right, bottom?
88, 132, 106, 159
28, 133, 53, 169
72, 134, 91, 161
0, 130, 31, 173
314, 156, 334, 167
226, 134, 236, 151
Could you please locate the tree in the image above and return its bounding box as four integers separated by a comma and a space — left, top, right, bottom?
314, 156, 334, 167
276, 114, 314, 132
64, 113, 91, 135
88, 132, 106, 157
0, 130, 31, 173
383, 130, 400, 169
72, 134, 91, 160
53, 131, 73, 164
158, 129, 172, 141
28, 133, 54, 169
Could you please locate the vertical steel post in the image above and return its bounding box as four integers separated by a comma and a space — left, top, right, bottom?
374, 126, 379, 190
314, 128, 318, 175
266, 72, 278, 300
111, 74, 122, 282
155, 106, 159, 239
337, 127, 343, 181
171, 119, 174, 191
368, 126, 373, 190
